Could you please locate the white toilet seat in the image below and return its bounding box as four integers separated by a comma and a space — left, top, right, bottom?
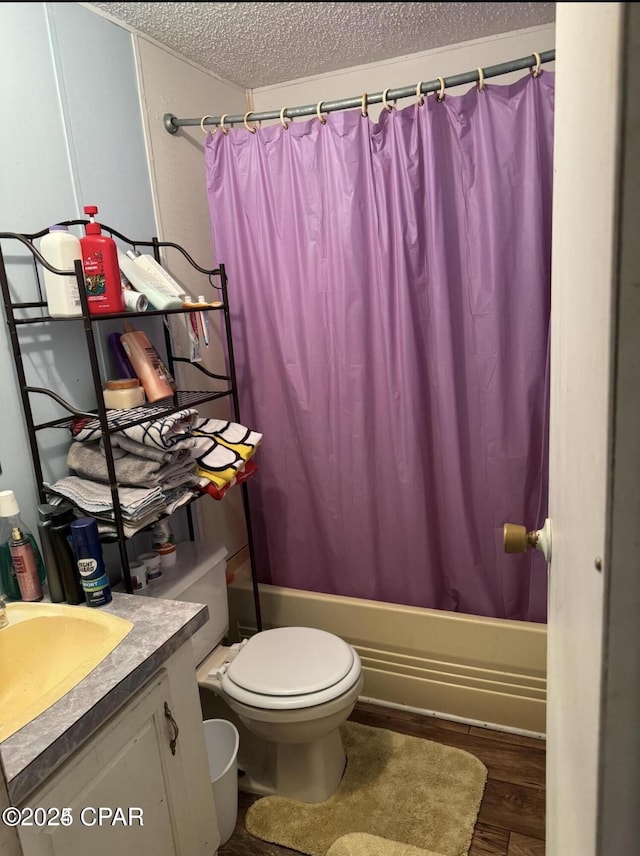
220, 627, 362, 710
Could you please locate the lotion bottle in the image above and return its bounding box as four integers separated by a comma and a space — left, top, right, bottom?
39, 225, 83, 318
118, 249, 184, 310
121, 249, 187, 301
80, 205, 124, 315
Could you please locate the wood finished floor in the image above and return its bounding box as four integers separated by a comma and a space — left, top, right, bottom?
218, 700, 546, 856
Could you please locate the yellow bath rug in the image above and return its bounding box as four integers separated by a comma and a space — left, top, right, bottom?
326, 832, 443, 856
245, 720, 487, 856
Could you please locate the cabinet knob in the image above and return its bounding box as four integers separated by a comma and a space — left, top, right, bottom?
164, 701, 179, 755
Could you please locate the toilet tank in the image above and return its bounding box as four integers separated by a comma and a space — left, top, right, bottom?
141, 541, 229, 667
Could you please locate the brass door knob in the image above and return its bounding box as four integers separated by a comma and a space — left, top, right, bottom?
503, 523, 536, 553
503, 519, 552, 562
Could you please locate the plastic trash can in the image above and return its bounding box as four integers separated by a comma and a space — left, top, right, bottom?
203, 718, 240, 846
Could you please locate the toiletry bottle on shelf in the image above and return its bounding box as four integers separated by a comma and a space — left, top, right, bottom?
121, 285, 149, 313
107, 331, 137, 379
39, 225, 83, 318
185, 296, 203, 364
80, 205, 124, 315
70, 517, 112, 607
51, 503, 85, 605
9, 527, 43, 602
118, 249, 185, 310
0, 490, 46, 600
151, 518, 176, 568
37, 504, 66, 603
120, 321, 175, 402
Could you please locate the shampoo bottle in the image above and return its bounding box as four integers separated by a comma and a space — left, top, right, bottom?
118, 249, 184, 311
107, 331, 137, 379
120, 322, 175, 402
80, 205, 124, 315
39, 225, 83, 318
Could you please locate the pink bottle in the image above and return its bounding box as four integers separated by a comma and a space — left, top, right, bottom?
9, 526, 43, 602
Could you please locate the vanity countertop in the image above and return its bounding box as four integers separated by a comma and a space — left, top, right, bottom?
0, 593, 208, 805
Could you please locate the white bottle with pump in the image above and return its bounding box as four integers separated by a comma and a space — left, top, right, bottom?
118, 249, 186, 310
39, 225, 83, 318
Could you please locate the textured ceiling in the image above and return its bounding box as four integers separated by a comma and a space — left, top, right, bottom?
88, 2, 555, 89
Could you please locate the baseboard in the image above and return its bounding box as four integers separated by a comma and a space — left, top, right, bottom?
227, 567, 547, 734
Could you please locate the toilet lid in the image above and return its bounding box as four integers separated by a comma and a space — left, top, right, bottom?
225, 627, 354, 696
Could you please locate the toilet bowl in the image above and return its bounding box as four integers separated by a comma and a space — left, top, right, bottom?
200, 626, 363, 802
149, 542, 363, 803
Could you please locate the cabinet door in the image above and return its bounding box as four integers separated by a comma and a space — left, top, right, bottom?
18, 669, 204, 856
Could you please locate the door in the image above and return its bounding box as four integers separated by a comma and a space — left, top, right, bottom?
547, 4, 640, 855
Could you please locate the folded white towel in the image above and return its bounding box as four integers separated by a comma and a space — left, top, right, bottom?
45, 476, 165, 520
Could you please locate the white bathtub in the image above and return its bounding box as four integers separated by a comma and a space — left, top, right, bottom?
226, 550, 547, 737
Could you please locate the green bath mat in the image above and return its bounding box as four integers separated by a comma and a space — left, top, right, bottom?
245, 720, 487, 856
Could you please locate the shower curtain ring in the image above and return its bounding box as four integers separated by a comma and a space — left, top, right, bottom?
316, 101, 327, 124
416, 81, 424, 106
477, 67, 485, 92
361, 92, 368, 117
436, 77, 446, 102
220, 114, 229, 135
280, 106, 290, 129
243, 111, 257, 133
200, 115, 216, 135
530, 51, 542, 78
382, 88, 393, 112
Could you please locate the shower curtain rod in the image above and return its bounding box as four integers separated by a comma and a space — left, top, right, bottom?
163, 49, 555, 134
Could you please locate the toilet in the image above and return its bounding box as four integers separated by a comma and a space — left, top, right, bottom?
144, 541, 364, 803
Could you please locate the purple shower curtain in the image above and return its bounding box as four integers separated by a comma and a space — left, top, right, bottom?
205, 71, 554, 622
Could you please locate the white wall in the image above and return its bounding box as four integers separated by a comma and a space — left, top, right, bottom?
131, 34, 250, 557
251, 23, 555, 122
0, 3, 157, 551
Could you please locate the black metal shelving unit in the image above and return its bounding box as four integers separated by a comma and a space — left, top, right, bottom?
0, 220, 262, 630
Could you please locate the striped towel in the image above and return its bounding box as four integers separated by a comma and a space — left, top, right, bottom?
71, 408, 204, 450
192, 418, 262, 489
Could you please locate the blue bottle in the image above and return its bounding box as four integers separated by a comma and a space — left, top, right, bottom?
69, 517, 112, 607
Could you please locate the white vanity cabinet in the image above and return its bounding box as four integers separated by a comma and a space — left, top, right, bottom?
17, 643, 219, 856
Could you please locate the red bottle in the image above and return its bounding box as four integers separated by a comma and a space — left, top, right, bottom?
80, 205, 124, 315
